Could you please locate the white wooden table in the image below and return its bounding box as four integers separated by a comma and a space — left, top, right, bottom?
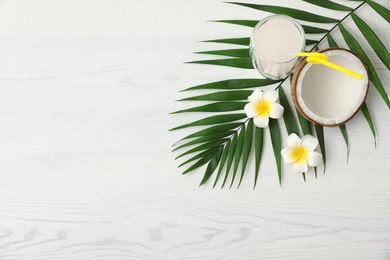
0, 0, 389, 259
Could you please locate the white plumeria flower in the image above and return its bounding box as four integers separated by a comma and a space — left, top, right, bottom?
281, 133, 322, 173
244, 88, 284, 128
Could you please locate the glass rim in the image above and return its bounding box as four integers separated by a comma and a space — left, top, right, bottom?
250, 14, 306, 65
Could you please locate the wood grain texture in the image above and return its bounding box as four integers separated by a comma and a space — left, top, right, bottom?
0, 0, 389, 259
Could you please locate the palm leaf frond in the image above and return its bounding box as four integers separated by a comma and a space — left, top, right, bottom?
302, 25, 328, 34
203, 37, 250, 46
279, 87, 299, 135
314, 124, 326, 173
222, 132, 238, 188
179, 122, 242, 140
173, 131, 234, 152
213, 140, 231, 188
339, 124, 350, 162
172, 101, 247, 114
175, 139, 228, 160
196, 48, 250, 59
254, 127, 264, 189
306, 39, 318, 45
200, 148, 223, 186
351, 13, 390, 70
182, 78, 280, 91
338, 23, 390, 109
179, 147, 220, 168
172, 0, 389, 188
238, 119, 254, 187
170, 113, 246, 131
269, 119, 282, 185
327, 34, 338, 48
214, 19, 258, 27
182, 148, 222, 175
178, 90, 252, 101
367, 0, 390, 24
231, 123, 246, 188
227, 3, 339, 23
297, 112, 312, 136
302, 0, 353, 11
361, 102, 377, 146
186, 58, 253, 69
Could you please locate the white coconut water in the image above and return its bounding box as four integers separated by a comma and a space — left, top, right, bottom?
250, 15, 304, 79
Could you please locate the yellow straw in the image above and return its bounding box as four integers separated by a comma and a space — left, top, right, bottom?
295, 52, 329, 61
295, 52, 363, 80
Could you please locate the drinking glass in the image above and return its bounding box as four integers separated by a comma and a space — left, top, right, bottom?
250, 15, 306, 80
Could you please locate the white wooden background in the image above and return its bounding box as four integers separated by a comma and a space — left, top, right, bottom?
0, 0, 389, 259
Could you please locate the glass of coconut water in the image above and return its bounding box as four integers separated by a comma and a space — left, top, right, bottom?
250, 15, 305, 80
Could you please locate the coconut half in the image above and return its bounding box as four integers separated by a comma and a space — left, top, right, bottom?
291, 48, 369, 127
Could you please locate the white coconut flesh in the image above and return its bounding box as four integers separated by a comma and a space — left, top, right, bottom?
295, 49, 369, 126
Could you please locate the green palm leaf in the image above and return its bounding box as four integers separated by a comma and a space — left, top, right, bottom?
306, 39, 318, 45
182, 148, 222, 175
367, 0, 390, 24
170, 113, 246, 131
227, 3, 339, 23
200, 149, 223, 186
214, 21, 332, 35
314, 124, 326, 173
204, 37, 250, 46
172, 101, 246, 114
187, 58, 253, 69
302, 0, 353, 11
222, 133, 238, 188
179, 122, 242, 140
182, 78, 280, 91
269, 119, 282, 185
238, 119, 254, 187
327, 34, 338, 48
178, 90, 252, 102
196, 49, 250, 59
338, 23, 390, 109
297, 112, 312, 135
214, 19, 258, 27
175, 139, 228, 160
361, 102, 377, 146
179, 147, 220, 168
173, 131, 234, 152
302, 25, 328, 34
339, 124, 350, 162
351, 13, 390, 70
279, 87, 299, 135
213, 140, 231, 188
254, 127, 264, 189
231, 123, 245, 188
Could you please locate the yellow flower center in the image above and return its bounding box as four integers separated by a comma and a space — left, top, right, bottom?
255, 100, 271, 117
291, 146, 307, 163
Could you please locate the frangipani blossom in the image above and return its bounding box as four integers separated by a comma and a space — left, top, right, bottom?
244, 88, 284, 128
281, 133, 322, 173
